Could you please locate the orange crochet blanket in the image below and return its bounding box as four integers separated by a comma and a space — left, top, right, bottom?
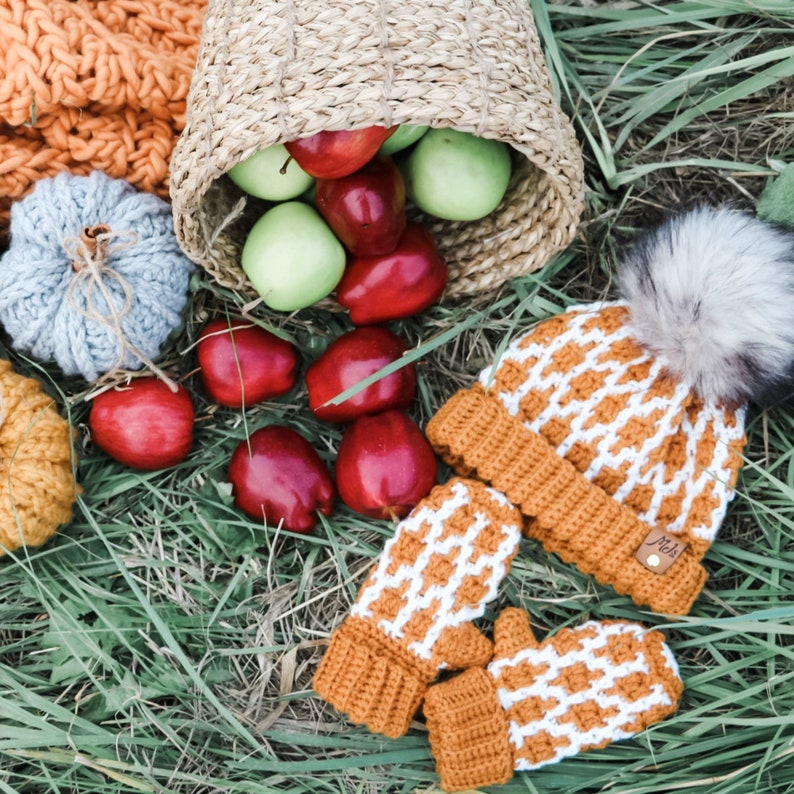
0, 0, 206, 240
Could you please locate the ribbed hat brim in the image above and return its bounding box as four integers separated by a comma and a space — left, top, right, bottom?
426, 384, 710, 615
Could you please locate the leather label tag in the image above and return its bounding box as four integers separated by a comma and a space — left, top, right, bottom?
635, 528, 688, 574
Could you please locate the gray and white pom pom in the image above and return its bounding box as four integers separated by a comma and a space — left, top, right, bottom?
619, 206, 794, 407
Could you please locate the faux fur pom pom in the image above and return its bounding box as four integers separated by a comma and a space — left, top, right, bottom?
619, 206, 794, 407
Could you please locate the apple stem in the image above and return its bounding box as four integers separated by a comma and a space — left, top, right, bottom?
279, 155, 293, 175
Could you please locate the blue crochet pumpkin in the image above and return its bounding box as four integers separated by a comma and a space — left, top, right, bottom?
0, 170, 194, 382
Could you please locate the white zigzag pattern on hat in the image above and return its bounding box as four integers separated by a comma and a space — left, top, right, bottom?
351, 481, 521, 662
490, 621, 678, 770
480, 302, 745, 543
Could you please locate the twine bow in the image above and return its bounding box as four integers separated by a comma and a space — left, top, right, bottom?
63, 224, 177, 390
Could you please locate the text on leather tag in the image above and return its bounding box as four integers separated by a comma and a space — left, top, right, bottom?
635, 527, 688, 574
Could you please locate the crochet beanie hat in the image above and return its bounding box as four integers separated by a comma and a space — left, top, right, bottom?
427, 207, 794, 615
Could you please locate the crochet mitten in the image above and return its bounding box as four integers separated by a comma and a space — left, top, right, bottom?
424, 608, 683, 791
313, 477, 523, 738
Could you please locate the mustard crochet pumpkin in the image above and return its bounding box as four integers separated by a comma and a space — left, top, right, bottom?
0, 358, 78, 554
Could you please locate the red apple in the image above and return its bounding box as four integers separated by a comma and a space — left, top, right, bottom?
88, 377, 194, 470
315, 155, 407, 256
334, 410, 437, 520
228, 425, 335, 533
197, 318, 299, 408
306, 326, 416, 423
284, 125, 397, 179
335, 222, 448, 325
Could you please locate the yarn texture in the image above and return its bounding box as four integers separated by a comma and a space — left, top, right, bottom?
0, 170, 195, 382
0, 0, 207, 242
423, 608, 683, 791
424, 208, 794, 616
427, 302, 747, 615
0, 359, 77, 554
313, 478, 523, 739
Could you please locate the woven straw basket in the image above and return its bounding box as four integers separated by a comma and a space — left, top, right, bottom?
169, 0, 585, 302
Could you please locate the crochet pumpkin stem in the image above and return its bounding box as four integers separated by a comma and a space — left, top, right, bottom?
72, 224, 112, 271
64, 226, 179, 392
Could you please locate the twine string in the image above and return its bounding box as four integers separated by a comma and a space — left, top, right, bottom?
63, 224, 178, 390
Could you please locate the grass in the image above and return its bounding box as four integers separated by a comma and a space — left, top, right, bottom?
2, 1, 794, 792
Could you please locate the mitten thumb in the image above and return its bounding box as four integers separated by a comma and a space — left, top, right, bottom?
492, 607, 539, 661
434, 622, 493, 669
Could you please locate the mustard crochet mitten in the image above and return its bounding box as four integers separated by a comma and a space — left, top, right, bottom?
313, 477, 523, 738
423, 607, 683, 791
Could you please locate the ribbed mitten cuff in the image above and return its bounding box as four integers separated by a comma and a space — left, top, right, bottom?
423, 667, 514, 791
427, 385, 708, 615
313, 616, 437, 739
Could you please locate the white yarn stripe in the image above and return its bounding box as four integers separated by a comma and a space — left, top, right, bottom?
351, 481, 522, 662
509, 682, 673, 771
615, 383, 707, 525
493, 307, 681, 473
615, 392, 744, 539
499, 650, 648, 712
659, 637, 681, 681
672, 403, 745, 541
489, 619, 635, 678
490, 622, 675, 770
481, 304, 619, 422
532, 327, 650, 451
391, 509, 491, 640
408, 521, 521, 661
479, 301, 745, 541
581, 365, 688, 481
671, 407, 717, 535
352, 481, 472, 619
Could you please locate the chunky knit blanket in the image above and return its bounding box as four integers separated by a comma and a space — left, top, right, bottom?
0, 0, 207, 240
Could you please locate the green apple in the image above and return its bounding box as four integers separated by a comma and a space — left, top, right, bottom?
378, 124, 430, 156
300, 181, 317, 207
241, 202, 346, 311
402, 128, 512, 221
228, 144, 315, 201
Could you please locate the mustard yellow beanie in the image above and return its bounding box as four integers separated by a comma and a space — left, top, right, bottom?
428, 207, 794, 614
0, 359, 78, 553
